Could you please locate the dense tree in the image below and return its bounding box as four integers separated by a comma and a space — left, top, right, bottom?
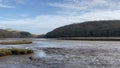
45, 20, 120, 38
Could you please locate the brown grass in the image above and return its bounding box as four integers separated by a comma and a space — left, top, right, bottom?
0, 40, 32, 44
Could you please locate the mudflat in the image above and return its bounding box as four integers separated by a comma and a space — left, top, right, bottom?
0, 46, 120, 68
0, 39, 119, 68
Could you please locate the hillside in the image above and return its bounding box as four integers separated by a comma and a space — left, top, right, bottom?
0, 29, 35, 38
45, 20, 120, 38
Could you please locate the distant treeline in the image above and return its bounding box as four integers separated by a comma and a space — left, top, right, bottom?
45, 20, 120, 38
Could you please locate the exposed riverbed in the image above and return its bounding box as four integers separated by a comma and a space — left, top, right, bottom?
0, 38, 120, 68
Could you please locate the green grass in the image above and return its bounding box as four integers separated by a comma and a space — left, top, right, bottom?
0, 40, 32, 45
0, 48, 33, 57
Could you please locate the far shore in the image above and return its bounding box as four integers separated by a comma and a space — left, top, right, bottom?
57, 37, 120, 41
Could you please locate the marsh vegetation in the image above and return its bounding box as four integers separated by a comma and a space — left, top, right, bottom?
0, 40, 32, 44
0, 48, 33, 57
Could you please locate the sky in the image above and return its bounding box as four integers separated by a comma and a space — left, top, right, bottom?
0, 0, 120, 34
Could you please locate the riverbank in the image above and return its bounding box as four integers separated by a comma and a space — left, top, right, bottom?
58, 37, 120, 41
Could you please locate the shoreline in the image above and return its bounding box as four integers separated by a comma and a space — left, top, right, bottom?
57, 37, 120, 41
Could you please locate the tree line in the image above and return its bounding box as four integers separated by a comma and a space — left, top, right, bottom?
45, 20, 120, 38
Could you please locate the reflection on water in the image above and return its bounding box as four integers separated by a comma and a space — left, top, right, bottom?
35, 50, 47, 58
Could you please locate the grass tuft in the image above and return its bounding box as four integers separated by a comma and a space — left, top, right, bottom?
0, 48, 33, 57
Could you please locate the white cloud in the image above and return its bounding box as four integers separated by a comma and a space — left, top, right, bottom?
49, 3, 87, 10
0, 0, 120, 34
1, 10, 120, 34
79, 10, 120, 21
0, 0, 27, 8
0, 0, 15, 8
49, 0, 120, 14
0, 4, 15, 8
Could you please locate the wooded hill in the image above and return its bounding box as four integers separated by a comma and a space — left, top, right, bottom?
0, 29, 35, 38
45, 20, 120, 38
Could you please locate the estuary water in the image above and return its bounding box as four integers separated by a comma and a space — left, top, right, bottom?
0, 38, 120, 68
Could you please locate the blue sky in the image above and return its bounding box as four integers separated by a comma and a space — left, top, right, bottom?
0, 0, 120, 34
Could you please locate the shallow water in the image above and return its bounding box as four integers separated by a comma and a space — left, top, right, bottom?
0, 38, 120, 68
